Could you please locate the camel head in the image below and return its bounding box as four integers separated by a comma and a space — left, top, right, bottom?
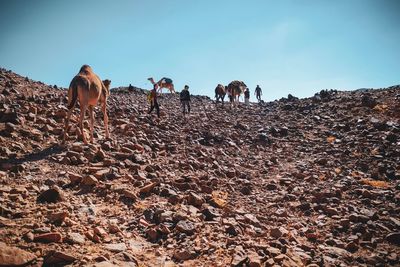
103, 79, 111, 89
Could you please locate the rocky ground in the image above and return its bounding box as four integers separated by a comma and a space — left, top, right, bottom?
0, 67, 399, 267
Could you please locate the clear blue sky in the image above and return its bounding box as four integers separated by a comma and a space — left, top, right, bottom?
0, 0, 399, 100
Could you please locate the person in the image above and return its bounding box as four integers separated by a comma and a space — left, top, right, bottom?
148, 84, 160, 117
244, 87, 250, 106
180, 85, 191, 114
255, 85, 262, 102
227, 87, 234, 104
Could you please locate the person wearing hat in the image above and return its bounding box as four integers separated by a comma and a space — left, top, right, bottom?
180, 85, 191, 114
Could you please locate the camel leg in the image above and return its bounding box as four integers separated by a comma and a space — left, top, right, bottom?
89, 106, 94, 143
63, 108, 73, 144
79, 105, 88, 144
102, 101, 110, 139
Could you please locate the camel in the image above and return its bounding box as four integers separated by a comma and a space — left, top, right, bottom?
148, 77, 175, 93
215, 84, 226, 104
227, 80, 247, 103
63, 65, 110, 144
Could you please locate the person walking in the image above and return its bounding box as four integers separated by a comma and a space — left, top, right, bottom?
255, 85, 262, 102
148, 85, 160, 117
244, 87, 250, 106
180, 85, 191, 114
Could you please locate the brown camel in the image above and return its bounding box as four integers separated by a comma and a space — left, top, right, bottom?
227, 80, 247, 103
215, 84, 226, 104
63, 65, 110, 144
148, 77, 175, 93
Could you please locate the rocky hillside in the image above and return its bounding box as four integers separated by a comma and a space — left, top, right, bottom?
0, 67, 399, 266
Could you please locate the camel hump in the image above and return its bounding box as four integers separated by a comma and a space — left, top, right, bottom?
70, 75, 89, 89
228, 80, 246, 88
79, 64, 93, 75
161, 77, 173, 84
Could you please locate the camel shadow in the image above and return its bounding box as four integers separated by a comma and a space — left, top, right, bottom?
1, 144, 64, 165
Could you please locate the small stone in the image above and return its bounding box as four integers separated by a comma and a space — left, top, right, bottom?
386, 232, 400, 246
94, 169, 109, 179
108, 223, 121, 234
94, 227, 107, 238
226, 170, 236, 178
274, 254, 287, 263
240, 186, 252, 195
324, 206, 339, 216
244, 214, 261, 227
270, 228, 283, 238
23, 232, 34, 242
275, 208, 288, 217
43, 250, 77, 265
266, 183, 278, 190
96, 148, 106, 160
202, 205, 221, 221
211, 191, 228, 208
248, 252, 262, 267
34, 232, 62, 243
339, 219, 350, 228
226, 224, 240, 236
67, 232, 85, 244
47, 211, 68, 224
81, 175, 98, 186
67, 172, 83, 184
187, 192, 204, 207
146, 228, 160, 242
104, 243, 127, 253
231, 246, 247, 266
345, 241, 359, 253
265, 258, 275, 267
121, 189, 137, 200
173, 249, 196, 261
37, 187, 64, 203
175, 220, 196, 235
267, 247, 281, 257
139, 182, 157, 194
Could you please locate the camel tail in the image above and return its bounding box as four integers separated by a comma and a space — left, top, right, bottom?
67, 82, 78, 110
67, 76, 87, 110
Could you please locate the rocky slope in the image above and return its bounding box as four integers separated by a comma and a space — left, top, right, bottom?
0, 67, 399, 266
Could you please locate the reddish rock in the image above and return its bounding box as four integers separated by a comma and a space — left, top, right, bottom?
0, 242, 36, 266
34, 232, 62, 243
37, 187, 64, 203
43, 251, 77, 265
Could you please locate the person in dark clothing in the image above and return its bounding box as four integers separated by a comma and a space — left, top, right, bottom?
148, 85, 160, 117
255, 85, 262, 102
180, 85, 191, 114
244, 87, 250, 106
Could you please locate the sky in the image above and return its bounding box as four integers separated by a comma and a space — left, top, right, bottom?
0, 0, 399, 101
